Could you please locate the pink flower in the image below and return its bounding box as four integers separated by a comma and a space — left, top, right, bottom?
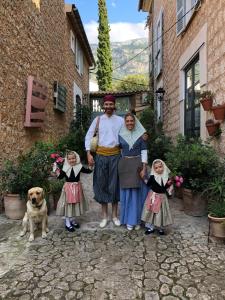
50, 153, 60, 159
50, 153, 57, 159
56, 157, 64, 164
176, 181, 181, 187
175, 176, 179, 181
179, 176, 184, 183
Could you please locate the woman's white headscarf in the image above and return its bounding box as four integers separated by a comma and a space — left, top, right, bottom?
119, 116, 146, 149
62, 151, 82, 177
151, 159, 171, 186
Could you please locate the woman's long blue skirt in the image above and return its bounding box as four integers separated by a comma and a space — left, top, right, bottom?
120, 181, 149, 226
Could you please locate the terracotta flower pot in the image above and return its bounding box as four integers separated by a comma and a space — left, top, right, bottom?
4, 194, 26, 220
200, 97, 213, 111
182, 188, 207, 217
208, 214, 225, 238
175, 187, 183, 199
211, 104, 225, 120
206, 122, 220, 136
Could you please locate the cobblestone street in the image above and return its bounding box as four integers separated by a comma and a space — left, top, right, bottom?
0, 174, 225, 300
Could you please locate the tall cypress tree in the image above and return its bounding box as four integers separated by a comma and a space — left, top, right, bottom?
96, 0, 112, 91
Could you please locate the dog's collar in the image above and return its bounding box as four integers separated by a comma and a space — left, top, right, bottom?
35, 202, 44, 209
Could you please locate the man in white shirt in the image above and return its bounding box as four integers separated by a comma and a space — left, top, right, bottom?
85, 95, 124, 228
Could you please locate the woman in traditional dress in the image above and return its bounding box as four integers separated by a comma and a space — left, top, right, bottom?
118, 113, 148, 230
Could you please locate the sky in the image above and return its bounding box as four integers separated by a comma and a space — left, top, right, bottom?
65, 0, 148, 44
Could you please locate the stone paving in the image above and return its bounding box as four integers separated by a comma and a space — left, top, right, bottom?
0, 173, 225, 300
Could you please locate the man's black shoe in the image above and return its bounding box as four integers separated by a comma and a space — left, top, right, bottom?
145, 228, 155, 235
65, 225, 75, 232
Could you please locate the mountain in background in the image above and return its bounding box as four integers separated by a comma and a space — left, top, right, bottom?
90, 38, 149, 83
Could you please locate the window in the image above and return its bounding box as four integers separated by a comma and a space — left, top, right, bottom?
53, 81, 67, 113
115, 97, 130, 114
73, 83, 82, 119
149, 47, 153, 75
176, 0, 200, 35
75, 39, 84, 75
70, 30, 75, 53
184, 57, 200, 137
176, 0, 185, 35
155, 9, 163, 77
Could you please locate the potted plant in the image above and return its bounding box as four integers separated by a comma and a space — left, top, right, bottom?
205, 119, 220, 136
211, 102, 225, 120
203, 175, 225, 238
0, 141, 56, 219
199, 90, 214, 111
0, 160, 27, 219
166, 136, 221, 216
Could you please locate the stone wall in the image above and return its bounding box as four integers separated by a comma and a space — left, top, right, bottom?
0, 0, 90, 165
149, 0, 225, 153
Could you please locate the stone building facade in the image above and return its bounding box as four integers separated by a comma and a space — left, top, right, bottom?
0, 0, 94, 164
139, 0, 225, 154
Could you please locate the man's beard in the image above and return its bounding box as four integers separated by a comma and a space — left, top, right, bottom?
104, 108, 114, 114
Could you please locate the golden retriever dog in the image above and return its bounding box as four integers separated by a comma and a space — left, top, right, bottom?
20, 187, 49, 241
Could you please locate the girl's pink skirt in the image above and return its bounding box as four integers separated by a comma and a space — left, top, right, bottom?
64, 182, 82, 204
56, 182, 88, 217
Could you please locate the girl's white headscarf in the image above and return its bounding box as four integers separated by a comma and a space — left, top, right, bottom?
62, 151, 82, 177
119, 116, 146, 149
151, 159, 171, 186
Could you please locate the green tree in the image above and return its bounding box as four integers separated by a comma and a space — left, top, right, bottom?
96, 0, 113, 91
112, 74, 149, 91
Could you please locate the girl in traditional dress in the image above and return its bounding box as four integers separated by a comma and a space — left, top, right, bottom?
141, 159, 173, 235
118, 113, 149, 231
55, 151, 92, 232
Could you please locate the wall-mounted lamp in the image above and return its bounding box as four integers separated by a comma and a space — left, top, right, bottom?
155, 87, 165, 102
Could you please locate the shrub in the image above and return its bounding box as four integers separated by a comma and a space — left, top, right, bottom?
0, 141, 56, 197
199, 90, 214, 101
208, 200, 225, 218
139, 108, 173, 163
57, 104, 92, 162
165, 135, 221, 192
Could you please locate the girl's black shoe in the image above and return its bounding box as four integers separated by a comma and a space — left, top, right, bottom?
145, 228, 155, 235
65, 225, 75, 232
158, 229, 165, 235
71, 222, 80, 229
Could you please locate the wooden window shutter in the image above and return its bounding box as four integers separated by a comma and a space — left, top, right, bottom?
159, 10, 163, 73
192, 0, 200, 6
75, 38, 80, 69
176, 0, 185, 35
53, 81, 67, 113
153, 26, 158, 78
149, 47, 153, 75
80, 51, 84, 75
154, 9, 163, 78
70, 30, 75, 53
24, 76, 48, 128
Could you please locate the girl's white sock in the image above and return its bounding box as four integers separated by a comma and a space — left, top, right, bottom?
146, 223, 154, 230
65, 217, 71, 227
69, 217, 75, 224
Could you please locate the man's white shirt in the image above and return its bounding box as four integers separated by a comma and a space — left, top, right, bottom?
85, 114, 124, 151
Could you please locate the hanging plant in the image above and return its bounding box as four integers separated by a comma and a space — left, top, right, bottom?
205, 119, 220, 136
199, 90, 214, 111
